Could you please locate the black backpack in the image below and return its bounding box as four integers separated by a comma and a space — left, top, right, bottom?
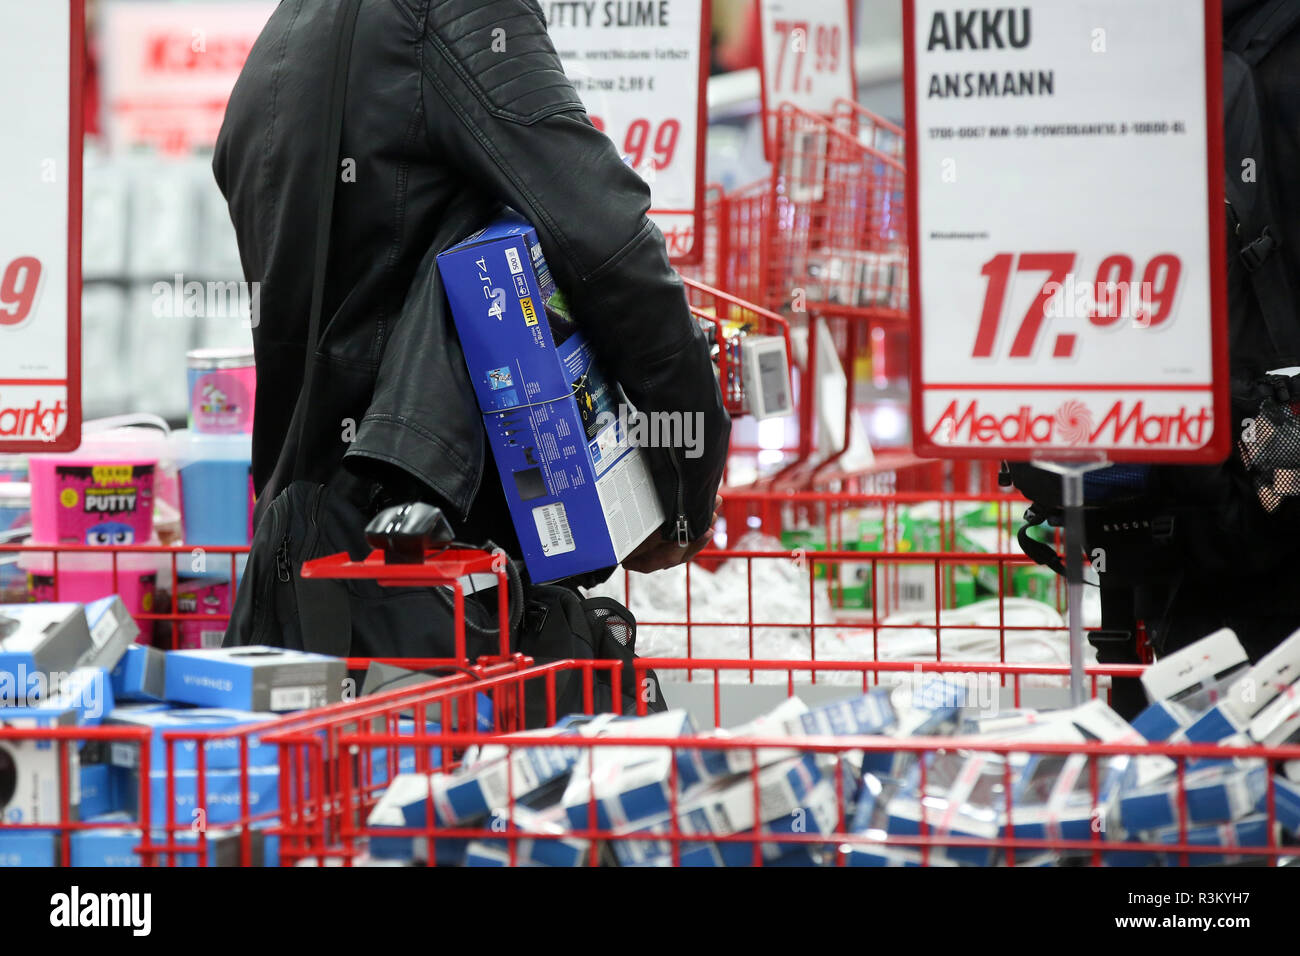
1008, 0, 1300, 582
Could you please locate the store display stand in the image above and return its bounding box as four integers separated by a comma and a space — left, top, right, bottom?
1030, 457, 1110, 706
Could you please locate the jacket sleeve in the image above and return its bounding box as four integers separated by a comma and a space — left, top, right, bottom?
417, 0, 730, 540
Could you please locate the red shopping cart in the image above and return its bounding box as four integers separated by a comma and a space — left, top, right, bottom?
266, 654, 1300, 867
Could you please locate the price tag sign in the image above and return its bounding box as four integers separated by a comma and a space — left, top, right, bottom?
546, 0, 709, 264
101, 1, 275, 154
0, 1, 83, 451
758, 0, 857, 159
905, 0, 1229, 463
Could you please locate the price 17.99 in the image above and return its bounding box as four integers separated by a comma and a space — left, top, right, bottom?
972, 251, 1182, 360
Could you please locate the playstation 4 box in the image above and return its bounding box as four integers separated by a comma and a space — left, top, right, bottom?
438, 212, 665, 582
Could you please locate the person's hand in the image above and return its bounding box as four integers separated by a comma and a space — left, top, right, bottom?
622, 495, 721, 574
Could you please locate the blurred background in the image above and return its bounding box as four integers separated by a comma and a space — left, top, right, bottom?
77, 0, 905, 424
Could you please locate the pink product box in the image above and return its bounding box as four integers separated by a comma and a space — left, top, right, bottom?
29, 460, 155, 547
173, 577, 231, 650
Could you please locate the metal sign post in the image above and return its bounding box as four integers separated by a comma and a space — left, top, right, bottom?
1030, 457, 1111, 705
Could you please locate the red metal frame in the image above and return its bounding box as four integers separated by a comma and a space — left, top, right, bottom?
262, 656, 1300, 868
0, 541, 249, 650
300, 547, 512, 665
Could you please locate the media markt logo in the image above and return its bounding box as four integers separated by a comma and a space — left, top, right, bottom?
930, 397, 1212, 447
1053, 400, 1093, 446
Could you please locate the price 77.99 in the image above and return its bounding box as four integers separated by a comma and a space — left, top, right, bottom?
769, 19, 844, 96
0, 256, 42, 326
588, 116, 680, 171
972, 251, 1182, 360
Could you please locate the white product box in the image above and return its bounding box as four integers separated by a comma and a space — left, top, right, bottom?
1140, 628, 1249, 703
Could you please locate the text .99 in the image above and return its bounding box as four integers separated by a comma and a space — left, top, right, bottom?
622, 118, 680, 171
0, 257, 42, 326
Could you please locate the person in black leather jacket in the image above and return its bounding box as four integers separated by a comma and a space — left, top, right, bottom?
213, 0, 729, 574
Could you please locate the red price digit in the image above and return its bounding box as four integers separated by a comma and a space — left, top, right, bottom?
771, 19, 792, 92
623, 118, 650, 168
652, 119, 680, 169
1090, 254, 1133, 326
815, 24, 841, 74
789, 20, 808, 94
1008, 252, 1075, 357
1140, 253, 1181, 327
589, 114, 605, 133
973, 253, 1013, 358
0, 256, 42, 326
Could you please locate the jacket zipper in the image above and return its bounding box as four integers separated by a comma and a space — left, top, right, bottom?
665, 448, 689, 546
275, 534, 291, 582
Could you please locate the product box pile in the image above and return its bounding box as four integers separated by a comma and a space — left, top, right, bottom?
0, 607, 362, 867
438, 211, 665, 582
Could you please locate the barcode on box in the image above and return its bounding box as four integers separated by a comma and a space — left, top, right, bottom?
270, 686, 313, 711
200, 630, 225, 649
895, 567, 934, 611
532, 502, 575, 556
89, 605, 119, 648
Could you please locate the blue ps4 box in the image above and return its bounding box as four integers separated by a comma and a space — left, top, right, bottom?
438, 212, 665, 582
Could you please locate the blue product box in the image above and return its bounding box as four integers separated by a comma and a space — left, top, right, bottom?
612, 758, 836, 867
1003, 752, 1128, 845
608, 754, 832, 868
135, 767, 280, 829
1132, 700, 1193, 742
569, 709, 716, 789
466, 805, 590, 867
1119, 763, 1268, 831
852, 754, 1003, 867
176, 432, 253, 547
0, 668, 113, 727
1271, 774, 1300, 837
369, 718, 444, 786
0, 829, 58, 866
79, 762, 124, 819
366, 775, 468, 865
434, 740, 577, 825
1105, 815, 1271, 868
437, 212, 665, 583
105, 707, 279, 771
110, 644, 166, 703
69, 813, 258, 867
164, 645, 346, 712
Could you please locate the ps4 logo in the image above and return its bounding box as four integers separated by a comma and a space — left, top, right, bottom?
475, 256, 506, 321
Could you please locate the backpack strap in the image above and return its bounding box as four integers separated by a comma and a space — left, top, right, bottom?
1223, 1, 1300, 367
280, 0, 362, 659
289, 0, 363, 482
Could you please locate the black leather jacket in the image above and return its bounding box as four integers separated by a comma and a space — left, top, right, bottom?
213, 0, 729, 546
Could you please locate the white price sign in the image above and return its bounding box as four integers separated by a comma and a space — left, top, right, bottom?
758, 0, 857, 159
545, 0, 708, 264
0, 1, 83, 451
905, 0, 1229, 464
